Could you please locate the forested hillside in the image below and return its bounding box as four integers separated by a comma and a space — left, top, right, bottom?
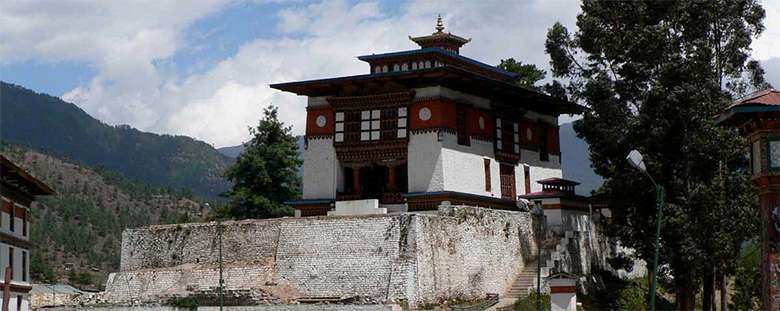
0, 82, 232, 198
1, 143, 214, 289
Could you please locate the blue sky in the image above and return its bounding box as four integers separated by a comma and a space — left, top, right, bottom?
1, 0, 778, 147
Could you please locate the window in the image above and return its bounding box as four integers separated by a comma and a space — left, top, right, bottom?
374, 66, 380, 73
496, 118, 502, 150
401, 63, 408, 71
524, 165, 531, 194
361, 110, 381, 141
8, 247, 13, 280
382, 65, 388, 72
335, 112, 345, 142
513, 122, 520, 154
22, 211, 26, 237
412, 62, 418, 70
425, 61, 431, 68
540, 125, 549, 161
17, 296, 21, 311
484, 159, 491, 192
9, 205, 14, 232
21, 251, 26, 282
393, 64, 400, 71
397, 107, 407, 138
500, 164, 516, 200
456, 105, 469, 146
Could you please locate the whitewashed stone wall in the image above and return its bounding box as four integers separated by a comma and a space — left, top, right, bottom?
440, 133, 501, 198
105, 206, 538, 308
407, 132, 445, 193
302, 137, 337, 199
47, 306, 401, 311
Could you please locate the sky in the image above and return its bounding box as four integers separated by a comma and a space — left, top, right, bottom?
1, 0, 778, 148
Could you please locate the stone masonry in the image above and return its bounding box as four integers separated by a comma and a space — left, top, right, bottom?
103, 206, 538, 308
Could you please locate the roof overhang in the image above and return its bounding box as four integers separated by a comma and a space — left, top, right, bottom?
715, 104, 780, 126
270, 66, 584, 116
1, 156, 55, 196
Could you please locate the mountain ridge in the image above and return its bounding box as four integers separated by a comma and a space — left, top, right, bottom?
0, 82, 232, 198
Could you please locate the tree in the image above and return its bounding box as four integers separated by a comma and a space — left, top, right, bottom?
498, 58, 546, 90
544, 1, 766, 309
498, 59, 568, 101
223, 105, 301, 219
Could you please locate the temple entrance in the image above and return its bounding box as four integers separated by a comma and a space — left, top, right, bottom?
341, 163, 407, 204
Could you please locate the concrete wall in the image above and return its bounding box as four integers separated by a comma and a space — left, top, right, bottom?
302, 137, 338, 199
106, 206, 537, 308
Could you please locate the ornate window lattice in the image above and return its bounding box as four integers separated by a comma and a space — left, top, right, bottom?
335, 112, 345, 142
361, 110, 381, 141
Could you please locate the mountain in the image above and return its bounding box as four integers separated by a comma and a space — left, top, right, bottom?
560, 122, 603, 195
218, 136, 305, 159
1, 143, 212, 289
220, 130, 601, 195
0, 82, 232, 198
217, 145, 245, 158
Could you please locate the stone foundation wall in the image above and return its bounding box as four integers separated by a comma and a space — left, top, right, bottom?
104, 206, 537, 307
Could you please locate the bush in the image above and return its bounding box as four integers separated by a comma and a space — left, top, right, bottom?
168, 296, 198, 310
617, 280, 647, 310
514, 292, 551, 311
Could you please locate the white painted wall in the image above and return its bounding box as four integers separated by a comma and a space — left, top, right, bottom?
302, 137, 338, 199
408, 132, 444, 193
439, 133, 501, 197
0, 242, 30, 287
520, 150, 562, 193
0, 294, 29, 311
0, 199, 28, 241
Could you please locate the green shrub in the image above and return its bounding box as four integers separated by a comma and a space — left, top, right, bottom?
617, 281, 647, 311
514, 292, 551, 311
168, 296, 198, 310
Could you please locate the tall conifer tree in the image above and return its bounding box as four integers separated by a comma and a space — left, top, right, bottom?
544, 1, 768, 309
224, 106, 301, 219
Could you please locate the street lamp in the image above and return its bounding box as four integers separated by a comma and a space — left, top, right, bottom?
531, 201, 545, 311
626, 150, 665, 311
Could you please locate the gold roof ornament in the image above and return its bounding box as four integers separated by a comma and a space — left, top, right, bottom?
435, 14, 445, 32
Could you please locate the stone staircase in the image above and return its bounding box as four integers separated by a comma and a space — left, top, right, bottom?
506, 261, 542, 299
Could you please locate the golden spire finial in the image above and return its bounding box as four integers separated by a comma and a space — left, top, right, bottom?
435, 14, 444, 32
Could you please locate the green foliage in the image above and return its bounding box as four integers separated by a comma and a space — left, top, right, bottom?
514, 292, 550, 311
0, 82, 232, 198
168, 296, 198, 310
498, 58, 546, 91
223, 106, 301, 219
731, 241, 761, 310
1, 143, 210, 284
544, 0, 766, 307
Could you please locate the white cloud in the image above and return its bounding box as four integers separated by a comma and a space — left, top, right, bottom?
0, 0, 589, 147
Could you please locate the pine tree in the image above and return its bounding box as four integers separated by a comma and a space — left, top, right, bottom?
223, 106, 301, 219
544, 1, 767, 309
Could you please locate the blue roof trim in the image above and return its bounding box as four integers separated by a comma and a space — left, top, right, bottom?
715, 104, 780, 125
357, 47, 519, 79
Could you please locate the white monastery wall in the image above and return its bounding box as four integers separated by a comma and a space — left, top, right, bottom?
302, 137, 338, 199
439, 133, 501, 197
408, 132, 444, 193
105, 206, 537, 308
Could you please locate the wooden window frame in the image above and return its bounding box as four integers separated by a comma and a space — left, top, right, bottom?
484, 159, 491, 192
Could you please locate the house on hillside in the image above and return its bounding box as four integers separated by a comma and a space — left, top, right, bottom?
272, 17, 583, 216
1, 155, 55, 311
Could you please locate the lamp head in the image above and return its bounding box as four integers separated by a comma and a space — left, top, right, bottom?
626, 150, 647, 173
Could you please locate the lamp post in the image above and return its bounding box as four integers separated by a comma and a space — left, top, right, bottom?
626, 150, 665, 311
531, 201, 545, 311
